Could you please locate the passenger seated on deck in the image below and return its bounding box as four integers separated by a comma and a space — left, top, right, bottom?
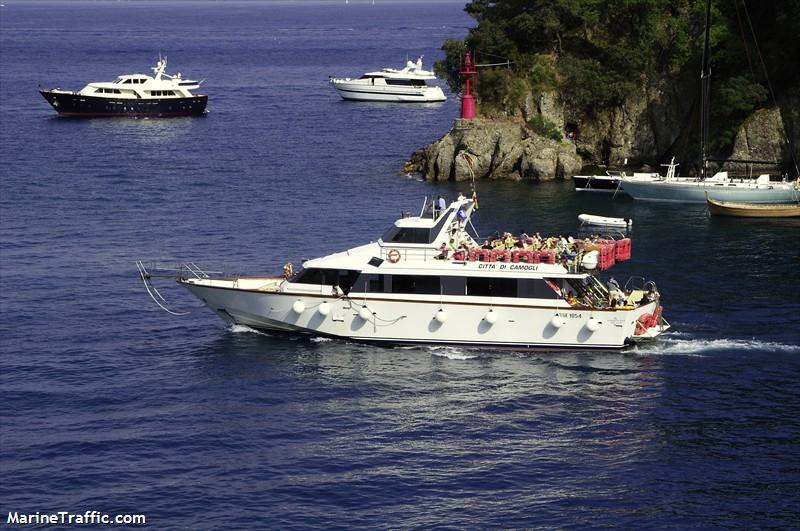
481, 239, 493, 250
435, 242, 449, 260
452, 245, 467, 261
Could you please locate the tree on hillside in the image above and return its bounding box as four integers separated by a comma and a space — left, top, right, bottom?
436, 0, 798, 159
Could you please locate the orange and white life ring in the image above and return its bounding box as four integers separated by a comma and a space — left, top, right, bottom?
387, 249, 401, 263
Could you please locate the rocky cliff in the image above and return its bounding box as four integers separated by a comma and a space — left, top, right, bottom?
407, 87, 799, 181
405, 118, 583, 182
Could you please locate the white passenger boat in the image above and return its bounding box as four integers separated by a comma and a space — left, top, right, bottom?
166, 197, 669, 350
40, 57, 207, 117
329, 56, 446, 103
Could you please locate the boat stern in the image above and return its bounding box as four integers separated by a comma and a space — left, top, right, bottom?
629, 302, 670, 341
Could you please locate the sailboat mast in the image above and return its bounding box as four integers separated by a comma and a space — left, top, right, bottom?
700, 0, 712, 179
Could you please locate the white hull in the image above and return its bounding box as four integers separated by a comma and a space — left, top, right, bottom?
621, 178, 798, 203
578, 214, 631, 229
331, 81, 446, 103
163, 196, 669, 352
181, 280, 666, 350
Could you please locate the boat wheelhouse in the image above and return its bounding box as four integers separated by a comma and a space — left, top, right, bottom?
39, 57, 207, 117
164, 196, 669, 350
329, 56, 446, 103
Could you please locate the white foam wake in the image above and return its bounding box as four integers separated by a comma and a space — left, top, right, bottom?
429, 346, 479, 360
635, 337, 800, 356
228, 324, 269, 336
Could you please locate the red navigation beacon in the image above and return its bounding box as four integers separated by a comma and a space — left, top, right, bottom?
460, 52, 477, 120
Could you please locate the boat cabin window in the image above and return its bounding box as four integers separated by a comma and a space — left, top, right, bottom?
467, 277, 517, 298
123, 79, 132, 84
385, 79, 427, 87
359, 75, 385, 80
348, 274, 560, 300
519, 278, 562, 299
381, 209, 452, 244
391, 275, 441, 295
290, 268, 360, 292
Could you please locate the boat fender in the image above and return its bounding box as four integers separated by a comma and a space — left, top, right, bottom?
387, 249, 401, 263
586, 317, 600, 332
318, 301, 331, 316
358, 306, 372, 321
550, 315, 565, 329
292, 300, 306, 314
484, 309, 498, 324
435, 308, 448, 323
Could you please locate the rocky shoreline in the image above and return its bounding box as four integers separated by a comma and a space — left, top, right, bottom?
404, 118, 583, 182
405, 98, 799, 182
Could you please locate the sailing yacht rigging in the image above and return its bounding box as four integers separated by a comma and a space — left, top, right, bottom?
620, 0, 798, 203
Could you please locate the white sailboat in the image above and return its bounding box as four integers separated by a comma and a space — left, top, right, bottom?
620, 0, 798, 203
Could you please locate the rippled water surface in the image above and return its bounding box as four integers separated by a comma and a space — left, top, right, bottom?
2, 2, 799, 528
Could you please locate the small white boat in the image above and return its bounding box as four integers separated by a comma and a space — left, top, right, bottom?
579, 214, 633, 230
329, 56, 446, 103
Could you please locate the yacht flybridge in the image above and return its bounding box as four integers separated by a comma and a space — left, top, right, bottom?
39, 57, 207, 117
147, 197, 669, 350
329, 56, 446, 102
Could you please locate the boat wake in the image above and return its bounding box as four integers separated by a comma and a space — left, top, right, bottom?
633, 336, 800, 356
228, 324, 269, 336
429, 346, 480, 360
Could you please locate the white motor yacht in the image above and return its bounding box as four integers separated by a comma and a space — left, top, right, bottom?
165, 197, 669, 350
40, 57, 207, 117
330, 56, 446, 103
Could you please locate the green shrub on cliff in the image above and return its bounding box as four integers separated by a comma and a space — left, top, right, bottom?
527, 114, 562, 141
436, 0, 800, 158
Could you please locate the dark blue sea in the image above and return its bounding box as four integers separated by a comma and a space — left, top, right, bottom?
2, 1, 799, 528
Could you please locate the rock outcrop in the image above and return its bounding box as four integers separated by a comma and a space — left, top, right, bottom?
724, 107, 799, 175
406, 77, 799, 181
405, 119, 583, 182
